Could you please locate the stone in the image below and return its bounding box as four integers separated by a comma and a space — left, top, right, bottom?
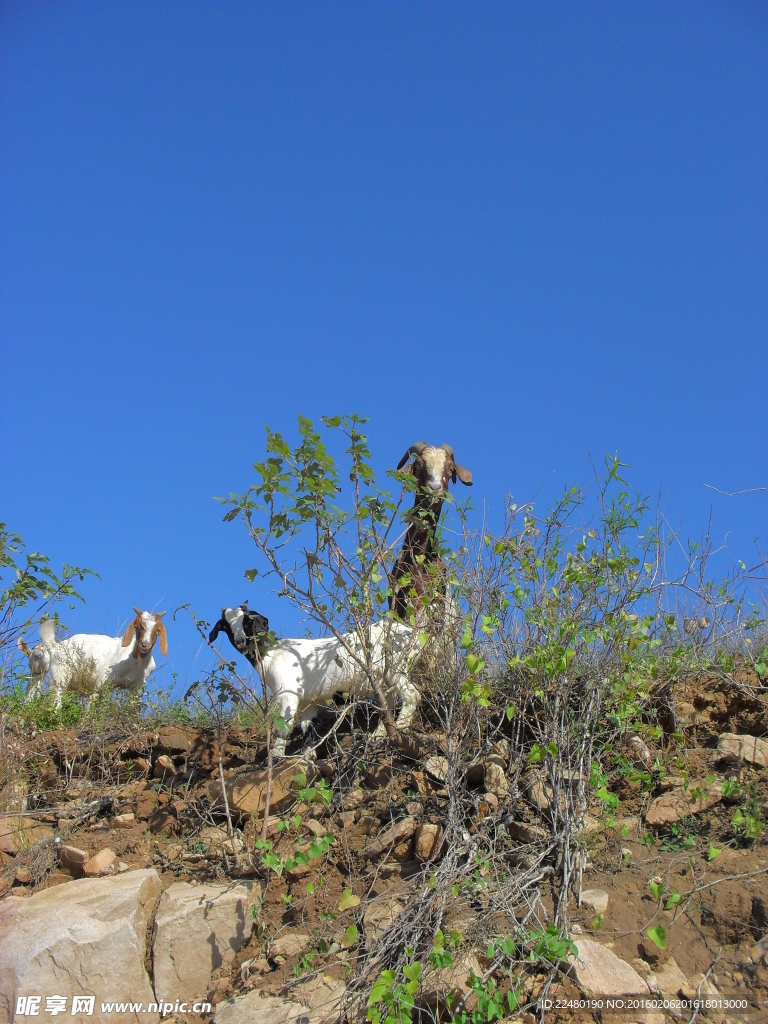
506, 821, 548, 844
484, 763, 510, 799
652, 956, 689, 999
0, 815, 53, 855
153, 881, 255, 1003
580, 889, 609, 915
113, 812, 135, 829
414, 823, 445, 862
364, 900, 403, 943
269, 931, 311, 963
157, 723, 199, 753
568, 937, 649, 999
0, 868, 162, 1023
424, 756, 449, 783
214, 993, 312, 1024
340, 787, 365, 810
207, 762, 300, 822
82, 848, 117, 877
135, 789, 160, 820
750, 933, 768, 963
148, 807, 178, 835
14, 866, 33, 885
424, 953, 484, 1012
153, 754, 177, 779
717, 733, 768, 769
363, 816, 416, 860
0, 778, 28, 813
645, 781, 722, 826
292, 974, 346, 1019
58, 844, 89, 877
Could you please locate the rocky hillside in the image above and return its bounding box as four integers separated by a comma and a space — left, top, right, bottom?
1, 668, 767, 1024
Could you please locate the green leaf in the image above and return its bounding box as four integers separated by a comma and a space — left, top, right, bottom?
342, 925, 359, 948
244, 568, 258, 581
664, 892, 682, 910
646, 924, 666, 950
649, 880, 665, 902
339, 888, 360, 911
707, 842, 721, 860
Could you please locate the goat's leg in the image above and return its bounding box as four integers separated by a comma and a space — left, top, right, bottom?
272, 694, 299, 758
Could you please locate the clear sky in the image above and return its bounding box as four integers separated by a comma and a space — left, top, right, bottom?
2, 3, 767, 696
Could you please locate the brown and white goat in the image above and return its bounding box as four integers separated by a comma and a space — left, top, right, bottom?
37, 608, 168, 708
389, 442, 472, 621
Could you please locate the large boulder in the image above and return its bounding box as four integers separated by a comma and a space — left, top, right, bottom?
568, 937, 649, 999
645, 781, 722, 827
207, 760, 308, 821
153, 881, 256, 1003
717, 733, 768, 769
214, 993, 311, 1024
0, 868, 162, 1023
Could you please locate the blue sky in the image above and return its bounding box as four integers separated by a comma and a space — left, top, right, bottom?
2, 3, 766, 695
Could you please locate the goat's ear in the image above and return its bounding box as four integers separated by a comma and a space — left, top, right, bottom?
157, 619, 168, 657
18, 637, 32, 656
453, 463, 472, 486
121, 619, 136, 647
209, 621, 221, 643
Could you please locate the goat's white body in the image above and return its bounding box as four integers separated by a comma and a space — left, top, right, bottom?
254, 622, 420, 756
18, 639, 51, 699
39, 621, 157, 707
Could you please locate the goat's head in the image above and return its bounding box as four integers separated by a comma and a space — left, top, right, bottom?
208, 603, 269, 657
396, 442, 472, 496
121, 609, 168, 657
18, 636, 50, 676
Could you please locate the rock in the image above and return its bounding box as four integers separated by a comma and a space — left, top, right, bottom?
82, 848, 117, 877
0, 816, 53, 855
523, 773, 554, 812
157, 723, 199, 753
207, 762, 300, 822
153, 881, 255, 1003
424, 756, 449, 783
424, 953, 484, 1012
153, 754, 177, 780
336, 811, 356, 828
506, 821, 548, 844
148, 807, 179, 835
363, 766, 394, 788
414, 823, 445, 862
135, 789, 160, 820
363, 816, 416, 861
487, 738, 509, 766
750, 933, 768, 963
0, 868, 162, 1023
214, 993, 312, 1024
269, 931, 311, 963
197, 826, 243, 856
652, 956, 689, 999
484, 763, 510, 799
627, 735, 652, 763
58, 844, 89, 877
340, 788, 364, 810
645, 781, 722, 826
14, 866, 33, 885
113, 812, 135, 829
0, 778, 28, 813
580, 889, 609, 915
364, 900, 403, 943
717, 733, 768, 769
292, 974, 346, 1019
568, 937, 649, 999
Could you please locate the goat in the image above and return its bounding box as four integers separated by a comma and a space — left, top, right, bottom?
38, 608, 167, 708
208, 603, 421, 756
390, 441, 472, 621
17, 636, 52, 698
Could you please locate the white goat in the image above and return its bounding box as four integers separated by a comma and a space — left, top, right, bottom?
17, 636, 52, 698
209, 604, 421, 756
38, 608, 167, 707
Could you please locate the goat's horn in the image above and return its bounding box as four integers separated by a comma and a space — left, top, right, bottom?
440, 444, 455, 457
133, 606, 142, 616
396, 441, 428, 471
155, 610, 166, 618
